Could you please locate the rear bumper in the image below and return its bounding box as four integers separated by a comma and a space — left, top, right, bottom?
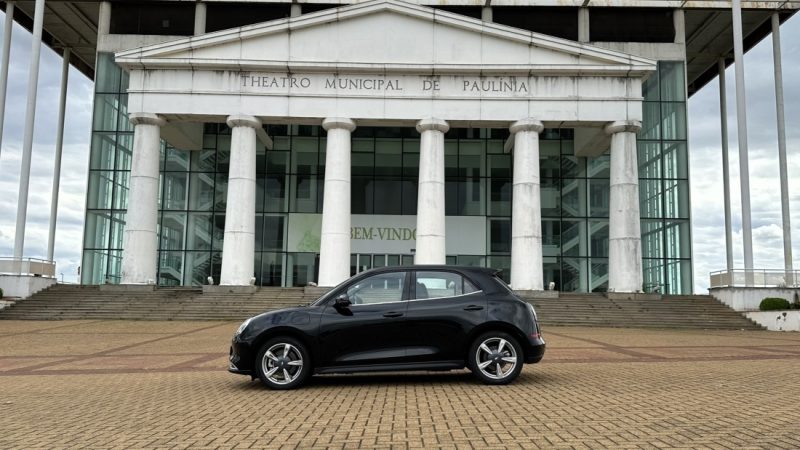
523, 336, 546, 364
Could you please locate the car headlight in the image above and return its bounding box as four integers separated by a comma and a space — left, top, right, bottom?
235, 317, 253, 336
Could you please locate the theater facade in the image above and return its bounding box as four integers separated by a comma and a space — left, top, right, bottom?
81, 0, 694, 293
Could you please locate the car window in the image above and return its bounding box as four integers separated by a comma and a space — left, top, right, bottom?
412, 271, 480, 300
346, 271, 407, 305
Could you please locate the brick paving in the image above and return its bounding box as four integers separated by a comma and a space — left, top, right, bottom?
1, 321, 799, 449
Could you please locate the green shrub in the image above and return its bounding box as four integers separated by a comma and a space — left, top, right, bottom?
0, 287, 3, 298
759, 297, 790, 311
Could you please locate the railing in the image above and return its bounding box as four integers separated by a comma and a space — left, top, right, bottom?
709, 269, 800, 288
0, 257, 56, 278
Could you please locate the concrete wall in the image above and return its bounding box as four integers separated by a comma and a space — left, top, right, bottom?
710, 287, 800, 311
0, 275, 56, 299
745, 311, 800, 332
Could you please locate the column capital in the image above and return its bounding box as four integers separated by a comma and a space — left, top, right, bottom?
605, 120, 641, 135
416, 117, 449, 134
129, 112, 166, 127
226, 114, 261, 129
510, 118, 544, 134
322, 117, 356, 132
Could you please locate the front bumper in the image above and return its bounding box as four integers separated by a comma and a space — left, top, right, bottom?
228, 339, 255, 376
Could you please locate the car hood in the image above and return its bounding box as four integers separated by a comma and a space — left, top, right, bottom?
249, 304, 322, 328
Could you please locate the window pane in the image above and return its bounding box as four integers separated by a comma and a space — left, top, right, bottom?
347, 271, 406, 304
558, 178, 584, 218
95, 53, 121, 93
375, 139, 402, 177
489, 219, 511, 254
638, 141, 661, 179
640, 102, 660, 140
414, 271, 469, 299
158, 251, 183, 286
87, 171, 115, 209
90, 133, 117, 170
260, 252, 285, 287
264, 173, 289, 212
186, 213, 213, 250
184, 251, 212, 286
459, 140, 485, 177
489, 179, 511, 216
660, 61, 686, 101
84, 211, 112, 249
164, 147, 190, 172
116, 134, 133, 171
641, 220, 664, 259
639, 179, 663, 218
189, 173, 215, 211
92, 94, 121, 132
162, 172, 188, 210
114, 171, 130, 209
663, 142, 688, 179
540, 140, 560, 178
664, 220, 691, 259
664, 179, 690, 218
588, 179, 609, 217
661, 103, 687, 140
160, 214, 186, 254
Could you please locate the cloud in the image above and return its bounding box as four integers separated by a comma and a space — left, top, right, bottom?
689, 14, 800, 293
0, 15, 93, 283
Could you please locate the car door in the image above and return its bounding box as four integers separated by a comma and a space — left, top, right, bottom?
317, 270, 411, 369
403, 270, 487, 363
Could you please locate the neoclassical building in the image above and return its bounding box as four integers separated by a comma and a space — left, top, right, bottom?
1, 0, 796, 297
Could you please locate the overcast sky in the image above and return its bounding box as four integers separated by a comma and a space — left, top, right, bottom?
0, 12, 797, 291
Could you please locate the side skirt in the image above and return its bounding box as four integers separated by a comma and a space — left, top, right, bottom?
315, 361, 465, 375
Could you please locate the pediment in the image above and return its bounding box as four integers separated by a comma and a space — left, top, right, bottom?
115, 0, 655, 76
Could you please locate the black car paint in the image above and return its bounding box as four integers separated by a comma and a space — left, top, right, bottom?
229, 266, 545, 378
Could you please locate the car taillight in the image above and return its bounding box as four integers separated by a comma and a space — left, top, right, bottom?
530, 332, 540, 339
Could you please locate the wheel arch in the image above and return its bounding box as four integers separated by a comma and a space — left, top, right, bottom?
251, 327, 316, 370
465, 321, 528, 360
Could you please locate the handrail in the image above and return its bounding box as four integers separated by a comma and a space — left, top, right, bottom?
0, 257, 56, 278
709, 268, 800, 288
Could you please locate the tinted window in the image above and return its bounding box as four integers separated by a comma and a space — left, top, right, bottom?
347, 272, 406, 305
413, 271, 479, 300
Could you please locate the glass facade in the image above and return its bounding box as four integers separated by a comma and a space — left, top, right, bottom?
82, 54, 691, 293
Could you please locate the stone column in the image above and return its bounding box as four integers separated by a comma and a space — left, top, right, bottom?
509, 119, 544, 290
605, 121, 643, 293
121, 113, 166, 284
318, 118, 356, 287
194, 2, 207, 35
415, 118, 449, 265
220, 115, 260, 286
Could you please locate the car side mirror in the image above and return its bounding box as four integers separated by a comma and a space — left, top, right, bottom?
334, 294, 351, 308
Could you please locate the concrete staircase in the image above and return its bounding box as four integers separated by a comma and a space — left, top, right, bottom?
520, 293, 763, 330
0, 285, 319, 321
0, 285, 763, 329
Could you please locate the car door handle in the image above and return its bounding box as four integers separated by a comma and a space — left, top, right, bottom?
383, 311, 404, 318
463, 305, 484, 311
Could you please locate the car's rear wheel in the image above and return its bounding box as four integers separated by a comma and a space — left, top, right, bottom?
255, 337, 310, 390
468, 332, 523, 385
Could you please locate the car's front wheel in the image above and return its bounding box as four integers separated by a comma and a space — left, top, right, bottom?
468, 332, 523, 385
255, 337, 311, 390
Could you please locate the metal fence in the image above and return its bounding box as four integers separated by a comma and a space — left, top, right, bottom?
0, 257, 56, 278
709, 269, 800, 288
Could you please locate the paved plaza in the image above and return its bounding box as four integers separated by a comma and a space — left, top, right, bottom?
1, 320, 799, 449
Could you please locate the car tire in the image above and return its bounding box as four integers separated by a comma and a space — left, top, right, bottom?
467, 331, 523, 385
255, 337, 311, 390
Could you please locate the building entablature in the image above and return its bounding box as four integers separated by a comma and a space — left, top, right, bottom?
114, 0, 655, 127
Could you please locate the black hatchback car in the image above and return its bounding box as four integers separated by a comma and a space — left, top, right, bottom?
229, 266, 545, 389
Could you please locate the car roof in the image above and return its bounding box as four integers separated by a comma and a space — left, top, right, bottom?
355, 265, 500, 276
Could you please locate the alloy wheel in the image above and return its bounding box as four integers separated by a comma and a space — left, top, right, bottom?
474, 337, 518, 380
261, 342, 304, 385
